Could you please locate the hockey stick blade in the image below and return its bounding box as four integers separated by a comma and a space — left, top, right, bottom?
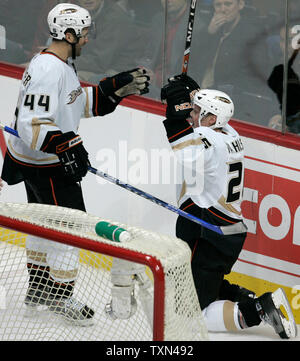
0, 122, 247, 235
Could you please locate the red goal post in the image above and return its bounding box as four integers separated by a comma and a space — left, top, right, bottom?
0, 202, 208, 341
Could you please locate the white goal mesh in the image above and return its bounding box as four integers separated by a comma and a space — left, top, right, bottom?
0, 202, 208, 341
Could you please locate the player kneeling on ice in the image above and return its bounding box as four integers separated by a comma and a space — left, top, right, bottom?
1, 3, 150, 327
160, 74, 297, 339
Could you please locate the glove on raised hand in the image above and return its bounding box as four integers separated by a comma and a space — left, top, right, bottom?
41, 131, 90, 183
99, 68, 150, 103
161, 74, 200, 120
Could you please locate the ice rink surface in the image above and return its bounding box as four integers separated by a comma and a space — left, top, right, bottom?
0, 242, 299, 342
208, 324, 300, 341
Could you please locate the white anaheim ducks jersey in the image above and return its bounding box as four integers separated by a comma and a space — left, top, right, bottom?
7, 51, 96, 166
172, 123, 244, 221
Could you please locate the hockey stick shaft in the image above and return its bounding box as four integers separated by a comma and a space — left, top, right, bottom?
0, 123, 19, 138
0, 123, 247, 235
182, 0, 198, 75
88, 166, 223, 234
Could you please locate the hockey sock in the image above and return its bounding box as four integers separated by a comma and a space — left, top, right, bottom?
26, 264, 74, 298
27, 263, 51, 289
219, 279, 255, 302
48, 278, 75, 299
238, 297, 262, 327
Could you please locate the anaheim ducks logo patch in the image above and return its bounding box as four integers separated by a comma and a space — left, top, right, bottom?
67, 86, 83, 104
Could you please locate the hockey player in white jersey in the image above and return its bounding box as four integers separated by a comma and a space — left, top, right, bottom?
161, 74, 297, 339
1, 3, 150, 326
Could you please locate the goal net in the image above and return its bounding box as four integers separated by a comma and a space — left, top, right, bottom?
0, 202, 208, 341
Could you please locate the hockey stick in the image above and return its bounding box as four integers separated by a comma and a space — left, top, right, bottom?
0, 123, 247, 235
182, 0, 198, 75
0, 123, 19, 138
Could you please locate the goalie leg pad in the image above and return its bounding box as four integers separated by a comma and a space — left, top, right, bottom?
105, 284, 137, 320
106, 259, 147, 320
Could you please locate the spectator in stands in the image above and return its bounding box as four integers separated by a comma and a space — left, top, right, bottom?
265, 0, 300, 69
72, 0, 143, 83
268, 25, 300, 134
29, 0, 60, 58
128, 0, 162, 24
145, 0, 209, 99
126, 0, 163, 74
18, 0, 156, 81
0, 36, 28, 64
192, 0, 272, 125
0, 0, 44, 64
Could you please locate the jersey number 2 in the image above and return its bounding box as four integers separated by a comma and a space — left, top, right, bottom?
226, 161, 243, 203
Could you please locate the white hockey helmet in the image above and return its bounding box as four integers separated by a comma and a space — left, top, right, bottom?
193, 89, 234, 128
47, 3, 92, 40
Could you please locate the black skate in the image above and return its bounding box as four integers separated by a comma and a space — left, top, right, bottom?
256, 288, 297, 339
25, 286, 94, 326
235, 286, 256, 302
24, 285, 54, 316
48, 297, 94, 326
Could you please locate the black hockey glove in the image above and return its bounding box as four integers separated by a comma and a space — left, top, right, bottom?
41, 131, 90, 183
99, 68, 150, 103
161, 74, 200, 120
